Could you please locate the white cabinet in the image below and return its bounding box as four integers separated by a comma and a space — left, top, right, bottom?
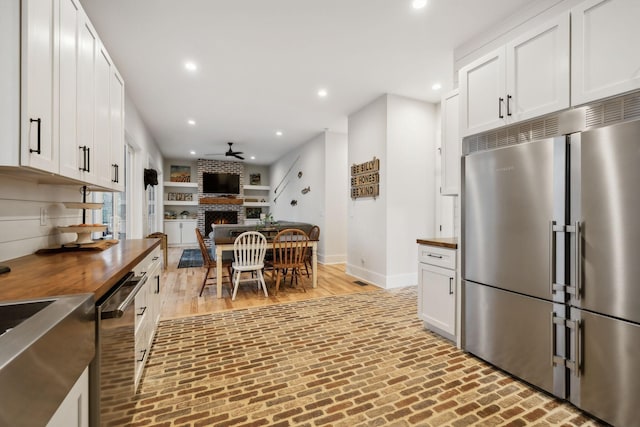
441, 90, 460, 196
94, 45, 125, 190
133, 247, 162, 390
164, 219, 197, 246
460, 13, 570, 136
418, 244, 456, 340
21, 0, 57, 173
46, 367, 89, 427
1, 0, 124, 190
571, 0, 640, 106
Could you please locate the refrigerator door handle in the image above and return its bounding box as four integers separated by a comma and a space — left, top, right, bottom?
550, 313, 566, 367
549, 221, 556, 295
574, 221, 582, 300
566, 319, 581, 377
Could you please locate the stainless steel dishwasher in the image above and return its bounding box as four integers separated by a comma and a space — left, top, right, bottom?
90, 271, 147, 426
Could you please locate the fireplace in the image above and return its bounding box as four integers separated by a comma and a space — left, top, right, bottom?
205, 211, 238, 235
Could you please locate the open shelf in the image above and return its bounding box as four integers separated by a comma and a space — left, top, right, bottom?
243, 201, 270, 207
163, 181, 198, 188
163, 201, 198, 206
243, 184, 270, 191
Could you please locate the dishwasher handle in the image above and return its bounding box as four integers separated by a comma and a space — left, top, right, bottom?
101, 273, 148, 319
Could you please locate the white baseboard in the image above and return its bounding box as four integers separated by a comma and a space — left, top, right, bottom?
345, 264, 417, 289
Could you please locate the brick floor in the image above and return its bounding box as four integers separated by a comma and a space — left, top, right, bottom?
124, 287, 606, 426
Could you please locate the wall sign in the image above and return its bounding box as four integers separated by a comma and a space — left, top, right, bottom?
351, 157, 380, 199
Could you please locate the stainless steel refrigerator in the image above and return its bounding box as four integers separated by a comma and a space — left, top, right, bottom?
463, 118, 640, 427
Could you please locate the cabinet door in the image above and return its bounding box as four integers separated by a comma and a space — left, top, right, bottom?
21, 0, 57, 173
459, 47, 506, 136
418, 263, 455, 336
46, 367, 89, 427
76, 17, 97, 183
441, 90, 460, 195
110, 69, 125, 191
94, 45, 112, 189
506, 13, 570, 122
572, 0, 640, 106
164, 221, 181, 245
58, 0, 82, 179
180, 220, 198, 245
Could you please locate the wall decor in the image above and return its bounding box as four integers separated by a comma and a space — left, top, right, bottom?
350, 156, 380, 199
170, 165, 191, 182
301, 186, 310, 194
274, 155, 300, 193
297, 171, 303, 178
167, 192, 194, 201
290, 199, 298, 206
250, 173, 261, 185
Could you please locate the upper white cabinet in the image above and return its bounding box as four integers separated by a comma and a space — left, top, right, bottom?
571, 0, 640, 106
440, 90, 460, 196
460, 13, 570, 136
2, 0, 124, 190
21, 0, 57, 173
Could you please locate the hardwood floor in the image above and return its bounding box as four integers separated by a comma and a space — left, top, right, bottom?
160, 247, 377, 320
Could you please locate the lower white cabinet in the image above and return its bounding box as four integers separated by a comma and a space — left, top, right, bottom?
164, 219, 197, 246
46, 367, 89, 427
418, 244, 456, 340
133, 246, 162, 390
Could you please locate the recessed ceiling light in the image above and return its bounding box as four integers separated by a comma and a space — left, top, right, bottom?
318, 89, 328, 98
184, 61, 197, 71
431, 83, 442, 91
250, 156, 256, 160
412, 0, 427, 9
187, 119, 196, 125
190, 150, 196, 155
276, 130, 283, 136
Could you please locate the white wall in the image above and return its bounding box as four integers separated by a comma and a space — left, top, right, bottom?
270, 131, 348, 264
347, 94, 437, 288
386, 95, 436, 287
0, 176, 84, 262
323, 132, 348, 264
124, 94, 164, 239
347, 95, 389, 284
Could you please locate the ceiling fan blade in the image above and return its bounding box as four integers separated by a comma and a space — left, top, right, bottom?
234, 154, 245, 160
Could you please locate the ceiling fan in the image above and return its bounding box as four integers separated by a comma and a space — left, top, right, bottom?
206, 142, 244, 160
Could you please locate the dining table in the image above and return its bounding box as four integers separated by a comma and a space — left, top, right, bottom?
211, 235, 318, 299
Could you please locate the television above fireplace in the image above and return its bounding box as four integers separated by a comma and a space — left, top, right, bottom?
202, 172, 240, 194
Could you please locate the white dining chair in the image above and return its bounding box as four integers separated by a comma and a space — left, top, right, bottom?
231, 231, 268, 300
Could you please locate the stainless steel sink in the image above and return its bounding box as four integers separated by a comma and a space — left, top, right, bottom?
0, 294, 95, 427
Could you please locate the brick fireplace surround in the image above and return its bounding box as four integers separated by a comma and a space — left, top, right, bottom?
197, 159, 244, 234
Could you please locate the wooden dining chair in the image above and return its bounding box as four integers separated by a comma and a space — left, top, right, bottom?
268, 228, 310, 295
231, 231, 268, 300
195, 228, 232, 297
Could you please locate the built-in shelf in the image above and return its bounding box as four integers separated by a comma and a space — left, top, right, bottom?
243, 184, 270, 191
163, 181, 198, 188
163, 201, 198, 206
243, 201, 270, 207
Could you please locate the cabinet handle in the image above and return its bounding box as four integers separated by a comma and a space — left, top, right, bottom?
79, 146, 90, 172
137, 306, 147, 316
112, 163, 118, 183
29, 118, 42, 154
449, 277, 454, 295
86, 147, 90, 172
427, 253, 443, 259
155, 275, 160, 294
498, 97, 504, 119
137, 348, 147, 363
507, 95, 512, 116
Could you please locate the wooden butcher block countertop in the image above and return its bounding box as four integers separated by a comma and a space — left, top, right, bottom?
416, 237, 458, 249
0, 239, 160, 303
